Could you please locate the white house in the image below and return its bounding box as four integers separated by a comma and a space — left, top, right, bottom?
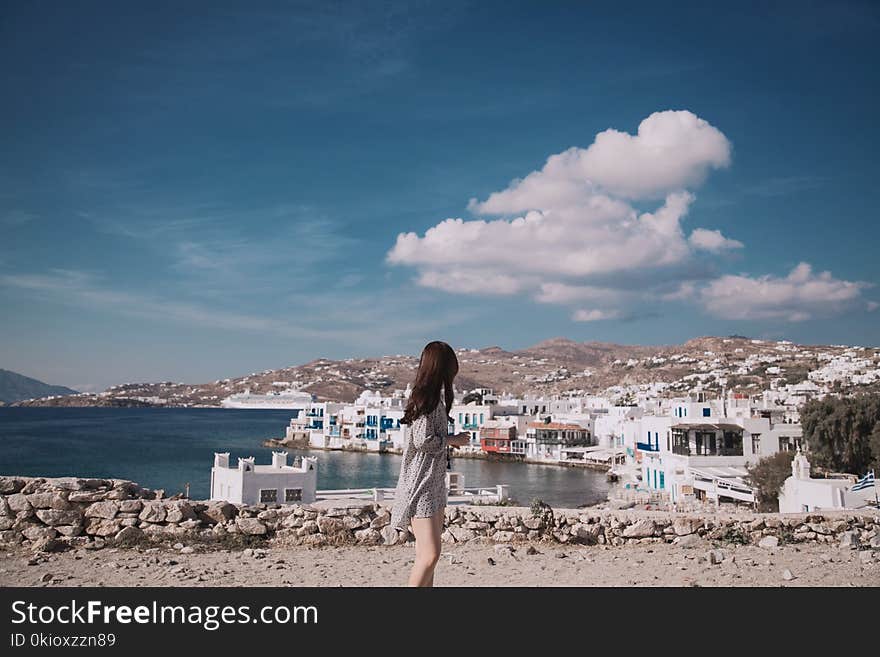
627, 396, 803, 506
778, 449, 875, 512
210, 451, 317, 505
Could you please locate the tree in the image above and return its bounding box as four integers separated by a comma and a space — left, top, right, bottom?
461, 391, 483, 405
747, 451, 795, 512
800, 393, 880, 474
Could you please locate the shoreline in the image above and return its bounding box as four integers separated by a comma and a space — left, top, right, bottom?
261, 438, 613, 472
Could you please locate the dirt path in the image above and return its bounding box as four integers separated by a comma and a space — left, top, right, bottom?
2, 539, 878, 587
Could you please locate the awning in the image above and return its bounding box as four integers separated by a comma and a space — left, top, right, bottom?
671, 422, 744, 432
690, 466, 750, 481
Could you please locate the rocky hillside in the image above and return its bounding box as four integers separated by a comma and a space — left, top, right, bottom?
14, 336, 880, 407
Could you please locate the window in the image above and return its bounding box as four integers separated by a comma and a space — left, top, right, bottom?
659, 472, 665, 490
751, 433, 761, 454
702, 408, 711, 417
779, 437, 792, 452
285, 488, 302, 502
260, 489, 277, 503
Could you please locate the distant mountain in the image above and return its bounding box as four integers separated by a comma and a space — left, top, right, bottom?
14, 335, 880, 408
0, 369, 78, 404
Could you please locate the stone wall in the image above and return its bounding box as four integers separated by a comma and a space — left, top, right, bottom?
2, 476, 878, 553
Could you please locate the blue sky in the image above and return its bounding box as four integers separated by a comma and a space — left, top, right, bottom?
1, 1, 878, 391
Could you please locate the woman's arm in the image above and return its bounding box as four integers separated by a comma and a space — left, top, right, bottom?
410, 410, 446, 454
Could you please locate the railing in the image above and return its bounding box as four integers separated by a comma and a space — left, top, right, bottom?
316, 484, 509, 504
636, 442, 659, 452
672, 445, 691, 456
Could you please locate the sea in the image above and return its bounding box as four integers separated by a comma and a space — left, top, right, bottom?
0, 407, 611, 508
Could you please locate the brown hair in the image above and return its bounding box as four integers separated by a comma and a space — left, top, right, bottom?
401, 341, 458, 425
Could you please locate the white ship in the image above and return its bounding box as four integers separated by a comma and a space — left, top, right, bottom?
221, 388, 315, 410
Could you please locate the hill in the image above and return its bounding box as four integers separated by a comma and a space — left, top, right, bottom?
14, 336, 880, 407
0, 369, 78, 404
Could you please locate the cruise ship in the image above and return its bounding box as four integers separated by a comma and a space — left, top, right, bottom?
220, 388, 315, 410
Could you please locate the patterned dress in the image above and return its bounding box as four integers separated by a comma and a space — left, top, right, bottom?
390, 397, 449, 531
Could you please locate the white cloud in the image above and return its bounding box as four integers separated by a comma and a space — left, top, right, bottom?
469, 110, 730, 213
572, 309, 620, 322
387, 110, 738, 317
387, 109, 870, 324
689, 228, 743, 252
700, 263, 871, 321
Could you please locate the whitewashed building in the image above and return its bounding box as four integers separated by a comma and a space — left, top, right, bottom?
210, 451, 317, 505
778, 449, 874, 512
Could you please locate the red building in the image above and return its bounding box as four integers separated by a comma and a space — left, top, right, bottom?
480, 421, 518, 453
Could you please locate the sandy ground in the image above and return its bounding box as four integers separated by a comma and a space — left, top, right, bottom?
1, 540, 879, 587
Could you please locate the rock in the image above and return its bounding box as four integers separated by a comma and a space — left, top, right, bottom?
673, 518, 699, 536
354, 528, 382, 545
525, 545, 540, 555
522, 517, 544, 530
870, 536, 880, 550
67, 492, 107, 503
113, 526, 144, 545
235, 518, 267, 536
839, 531, 860, 549
494, 544, 515, 556
26, 492, 71, 510
859, 550, 874, 564
200, 502, 237, 525
492, 531, 515, 542
370, 511, 391, 529
179, 546, 194, 554
84, 517, 122, 537
119, 500, 143, 514
21, 524, 58, 541
0, 477, 27, 494
572, 523, 601, 544
608, 499, 636, 510
782, 569, 795, 581
295, 521, 318, 536
623, 519, 656, 539
35, 509, 83, 526
55, 525, 82, 537
316, 516, 347, 535
32, 537, 62, 553
84, 501, 119, 520
40, 573, 53, 582
165, 501, 196, 524
138, 502, 166, 523
380, 525, 401, 546
758, 536, 779, 548
7, 493, 32, 514
707, 549, 725, 565
342, 515, 363, 530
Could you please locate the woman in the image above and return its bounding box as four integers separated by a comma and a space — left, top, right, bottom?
390, 340, 470, 587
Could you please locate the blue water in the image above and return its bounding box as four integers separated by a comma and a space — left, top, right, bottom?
0, 408, 610, 508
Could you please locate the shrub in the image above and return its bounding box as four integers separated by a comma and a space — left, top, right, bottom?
746, 451, 795, 512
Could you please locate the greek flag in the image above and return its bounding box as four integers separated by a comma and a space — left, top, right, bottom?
851, 471, 875, 492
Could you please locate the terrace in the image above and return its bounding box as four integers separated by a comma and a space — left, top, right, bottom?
670, 422, 744, 457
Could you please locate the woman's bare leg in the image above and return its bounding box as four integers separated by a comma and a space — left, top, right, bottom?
408, 509, 444, 587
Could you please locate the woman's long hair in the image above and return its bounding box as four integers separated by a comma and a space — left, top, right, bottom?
401, 341, 458, 424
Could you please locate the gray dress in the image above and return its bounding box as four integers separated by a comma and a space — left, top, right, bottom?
390, 397, 449, 531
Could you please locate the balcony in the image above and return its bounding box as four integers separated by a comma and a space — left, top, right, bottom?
672, 445, 691, 456
636, 442, 659, 452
